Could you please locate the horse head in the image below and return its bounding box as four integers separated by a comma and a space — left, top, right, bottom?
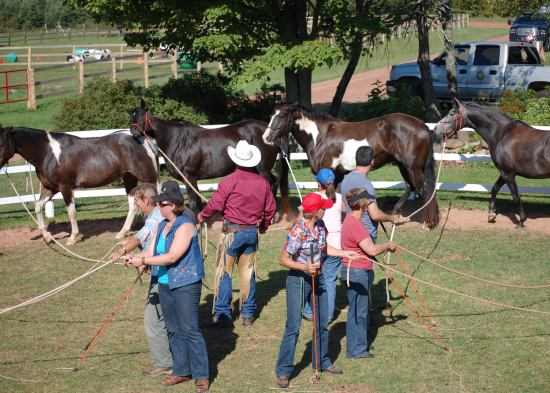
129, 106, 156, 140
262, 103, 300, 146
0, 127, 15, 168
434, 98, 466, 139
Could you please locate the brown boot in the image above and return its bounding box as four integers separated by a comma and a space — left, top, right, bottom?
195, 379, 210, 393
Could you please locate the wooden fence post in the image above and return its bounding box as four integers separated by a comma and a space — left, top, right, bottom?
171, 53, 177, 78
7, 31, 11, 46
120, 44, 124, 70
68, 28, 72, 40
27, 47, 32, 70
27, 68, 36, 110
24, 30, 27, 44
196, 61, 202, 72
79, 61, 84, 94
143, 50, 149, 88
112, 57, 117, 83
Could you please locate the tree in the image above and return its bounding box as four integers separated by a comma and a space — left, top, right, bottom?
71, 0, 393, 112
440, 0, 458, 101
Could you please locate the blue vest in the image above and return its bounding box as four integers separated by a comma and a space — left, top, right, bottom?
153, 214, 205, 289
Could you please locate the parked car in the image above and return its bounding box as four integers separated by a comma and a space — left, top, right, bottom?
386, 41, 550, 101
66, 48, 111, 62
508, 12, 550, 51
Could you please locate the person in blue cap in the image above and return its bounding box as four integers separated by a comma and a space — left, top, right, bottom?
302, 168, 344, 324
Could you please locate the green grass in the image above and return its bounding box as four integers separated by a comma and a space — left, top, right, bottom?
0, 221, 548, 392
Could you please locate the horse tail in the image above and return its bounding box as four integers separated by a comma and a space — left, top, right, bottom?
421, 128, 439, 228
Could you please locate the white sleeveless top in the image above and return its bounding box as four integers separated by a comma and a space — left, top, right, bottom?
315, 191, 343, 250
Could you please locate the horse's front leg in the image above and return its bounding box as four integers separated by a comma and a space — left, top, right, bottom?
62, 189, 80, 245
117, 174, 138, 239
488, 176, 505, 223
187, 175, 202, 214
35, 188, 55, 244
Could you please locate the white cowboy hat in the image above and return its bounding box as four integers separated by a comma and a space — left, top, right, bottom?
227, 140, 262, 167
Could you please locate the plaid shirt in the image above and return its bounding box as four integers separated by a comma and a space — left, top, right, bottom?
285, 219, 327, 264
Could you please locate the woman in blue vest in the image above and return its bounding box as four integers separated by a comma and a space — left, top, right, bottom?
125, 180, 209, 393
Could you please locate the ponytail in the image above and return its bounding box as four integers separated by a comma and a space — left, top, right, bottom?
325, 182, 336, 203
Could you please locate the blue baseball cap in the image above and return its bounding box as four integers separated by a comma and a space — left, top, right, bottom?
316, 168, 335, 186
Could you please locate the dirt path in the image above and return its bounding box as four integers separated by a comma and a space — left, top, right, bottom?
312, 23, 510, 104
0, 208, 548, 249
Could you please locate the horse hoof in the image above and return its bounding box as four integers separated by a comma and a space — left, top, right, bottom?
66, 237, 78, 246
488, 214, 496, 223
515, 223, 525, 229
42, 232, 54, 244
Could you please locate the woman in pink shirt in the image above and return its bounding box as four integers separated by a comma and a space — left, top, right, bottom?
340, 188, 396, 359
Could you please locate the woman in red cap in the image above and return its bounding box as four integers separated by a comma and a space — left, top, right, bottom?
275, 193, 359, 389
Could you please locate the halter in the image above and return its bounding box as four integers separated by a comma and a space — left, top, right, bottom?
436, 104, 465, 141
131, 111, 155, 139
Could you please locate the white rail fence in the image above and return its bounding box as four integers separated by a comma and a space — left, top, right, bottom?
2, 124, 550, 214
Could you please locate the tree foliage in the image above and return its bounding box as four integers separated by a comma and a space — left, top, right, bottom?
70, 0, 399, 111
0, 0, 88, 30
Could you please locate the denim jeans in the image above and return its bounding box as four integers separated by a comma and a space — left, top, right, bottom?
303, 255, 342, 322
214, 226, 258, 319
144, 279, 172, 369
159, 281, 209, 379
340, 266, 374, 358
275, 270, 332, 378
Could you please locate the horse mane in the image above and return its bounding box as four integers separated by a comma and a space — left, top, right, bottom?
465, 102, 512, 122
290, 104, 337, 122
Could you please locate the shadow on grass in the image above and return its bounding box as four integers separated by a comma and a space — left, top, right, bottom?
290, 278, 408, 379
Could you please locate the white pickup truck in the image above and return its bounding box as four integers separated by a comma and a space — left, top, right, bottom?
386, 41, 550, 100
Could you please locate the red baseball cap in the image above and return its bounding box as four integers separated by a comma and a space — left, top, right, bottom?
301, 193, 334, 213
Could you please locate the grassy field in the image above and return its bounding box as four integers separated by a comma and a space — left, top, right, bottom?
0, 215, 548, 393
0, 24, 508, 130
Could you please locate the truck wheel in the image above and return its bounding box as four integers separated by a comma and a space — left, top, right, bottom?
529, 82, 550, 97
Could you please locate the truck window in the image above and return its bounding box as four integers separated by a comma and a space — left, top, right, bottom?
508, 46, 540, 65
473, 45, 500, 66
436, 45, 470, 65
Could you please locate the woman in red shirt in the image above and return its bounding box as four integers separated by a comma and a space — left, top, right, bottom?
340, 188, 396, 359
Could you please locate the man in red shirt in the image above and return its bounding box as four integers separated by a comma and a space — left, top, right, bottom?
198, 140, 276, 327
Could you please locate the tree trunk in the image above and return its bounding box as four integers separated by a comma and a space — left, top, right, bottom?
329, 34, 362, 116
280, 0, 312, 109
416, 7, 440, 122
285, 69, 312, 109
441, 0, 458, 100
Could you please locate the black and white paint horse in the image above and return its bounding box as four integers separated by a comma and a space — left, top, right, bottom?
129, 107, 290, 216
0, 127, 159, 244
435, 100, 550, 227
263, 103, 439, 228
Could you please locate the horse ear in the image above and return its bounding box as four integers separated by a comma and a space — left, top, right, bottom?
140, 98, 146, 109
452, 97, 461, 109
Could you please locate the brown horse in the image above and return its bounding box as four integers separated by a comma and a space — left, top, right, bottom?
434, 99, 550, 227
129, 107, 290, 216
262, 103, 439, 228
0, 127, 159, 244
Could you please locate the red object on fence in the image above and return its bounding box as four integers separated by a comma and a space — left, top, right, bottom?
0, 68, 28, 104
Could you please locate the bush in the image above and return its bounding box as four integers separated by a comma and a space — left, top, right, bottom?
498, 89, 550, 125
54, 73, 279, 131
341, 81, 426, 121
54, 78, 208, 131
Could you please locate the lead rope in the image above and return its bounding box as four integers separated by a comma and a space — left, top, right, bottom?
382, 138, 447, 307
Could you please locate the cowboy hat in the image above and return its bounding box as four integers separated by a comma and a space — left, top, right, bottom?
227, 140, 262, 167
